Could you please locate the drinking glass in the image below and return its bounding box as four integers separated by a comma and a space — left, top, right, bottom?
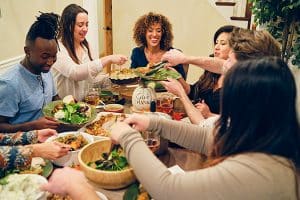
142, 131, 160, 153
84, 83, 101, 106
156, 93, 174, 115
172, 98, 186, 120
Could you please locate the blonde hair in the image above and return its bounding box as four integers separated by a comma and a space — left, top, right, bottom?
229, 28, 281, 61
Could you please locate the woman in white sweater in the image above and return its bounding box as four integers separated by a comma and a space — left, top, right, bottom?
51, 4, 127, 101
110, 57, 300, 200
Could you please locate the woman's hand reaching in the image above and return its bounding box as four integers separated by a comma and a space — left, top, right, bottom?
109, 55, 128, 65
110, 114, 150, 144
161, 78, 186, 98
37, 128, 58, 142
162, 49, 187, 67
30, 142, 70, 160
124, 114, 150, 132
195, 100, 214, 119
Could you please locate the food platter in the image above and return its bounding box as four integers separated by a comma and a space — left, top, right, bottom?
110, 68, 139, 85
80, 112, 127, 139
42, 100, 97, 126
110, 77, 139, 85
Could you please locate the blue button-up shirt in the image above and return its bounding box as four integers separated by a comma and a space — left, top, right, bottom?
0, 63, 57, 124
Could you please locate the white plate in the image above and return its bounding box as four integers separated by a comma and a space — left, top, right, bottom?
0, 174, 48, 200
80, 112, 127, 140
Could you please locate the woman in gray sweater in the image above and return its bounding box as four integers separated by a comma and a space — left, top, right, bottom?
110, 57, 300, 200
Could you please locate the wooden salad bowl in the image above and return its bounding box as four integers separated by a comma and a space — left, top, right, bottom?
78, 139, 136, 189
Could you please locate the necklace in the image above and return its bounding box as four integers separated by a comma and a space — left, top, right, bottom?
144, 48, 165, 65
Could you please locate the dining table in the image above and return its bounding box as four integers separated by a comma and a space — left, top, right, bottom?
84, 83, 207, 200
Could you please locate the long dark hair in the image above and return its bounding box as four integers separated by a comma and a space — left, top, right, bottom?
58, 4, 93, 64
212, 57, 300, 169
195, 25, 234, 94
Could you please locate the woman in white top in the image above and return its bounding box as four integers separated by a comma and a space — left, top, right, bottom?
51, 4, 127, 101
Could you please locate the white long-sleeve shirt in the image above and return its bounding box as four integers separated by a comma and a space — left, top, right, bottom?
51, 42, 104, 101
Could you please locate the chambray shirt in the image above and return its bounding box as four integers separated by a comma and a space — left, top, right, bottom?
0, 63, 57, 124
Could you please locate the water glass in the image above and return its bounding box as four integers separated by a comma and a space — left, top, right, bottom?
84, 84, 101, 106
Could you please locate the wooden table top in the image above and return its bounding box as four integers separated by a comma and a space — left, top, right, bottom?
89, 87, 204, 200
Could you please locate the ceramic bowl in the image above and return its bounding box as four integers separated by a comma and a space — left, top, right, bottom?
103, 104, 124, 113
45, 132, 94, 167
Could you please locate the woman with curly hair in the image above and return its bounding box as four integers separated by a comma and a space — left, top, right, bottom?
130, 12, 186, 79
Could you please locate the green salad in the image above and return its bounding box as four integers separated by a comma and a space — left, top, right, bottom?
42, 95, 96, 125
52, 102, 91, 124
87, 145, 128, 171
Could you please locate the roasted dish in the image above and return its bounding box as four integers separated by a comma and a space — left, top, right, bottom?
85, 113, 126, 137
54, 134, 88, 151
110, 68, 139, 84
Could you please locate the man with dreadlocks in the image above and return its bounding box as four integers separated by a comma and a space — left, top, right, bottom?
0, 12, 61, 132
0, 12, 70, 177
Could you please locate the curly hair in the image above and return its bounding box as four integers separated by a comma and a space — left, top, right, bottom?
229, 28, 281, 61
133, 12, 173, 50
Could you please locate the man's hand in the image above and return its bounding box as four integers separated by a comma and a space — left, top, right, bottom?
32, 117, 60, 130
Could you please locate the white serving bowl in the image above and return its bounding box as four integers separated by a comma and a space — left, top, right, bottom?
45, 131, 94, 167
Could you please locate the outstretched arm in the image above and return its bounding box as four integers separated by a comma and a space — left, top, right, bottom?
162, 49, 226, 74
161, 78, 205, 124
0, 116, 59, 133
41, 168, 99, 200
0, 131, 38, 145
53, 46, 127, 81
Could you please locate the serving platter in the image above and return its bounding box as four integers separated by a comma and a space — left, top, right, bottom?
43, 100, 97, 127
80, 112, 127, 139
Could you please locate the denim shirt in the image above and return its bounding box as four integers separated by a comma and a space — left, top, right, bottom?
0, 63, 57, 124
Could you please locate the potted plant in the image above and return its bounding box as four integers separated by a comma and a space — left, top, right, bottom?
249, 0, 300, 67
249, 0, 300, 121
